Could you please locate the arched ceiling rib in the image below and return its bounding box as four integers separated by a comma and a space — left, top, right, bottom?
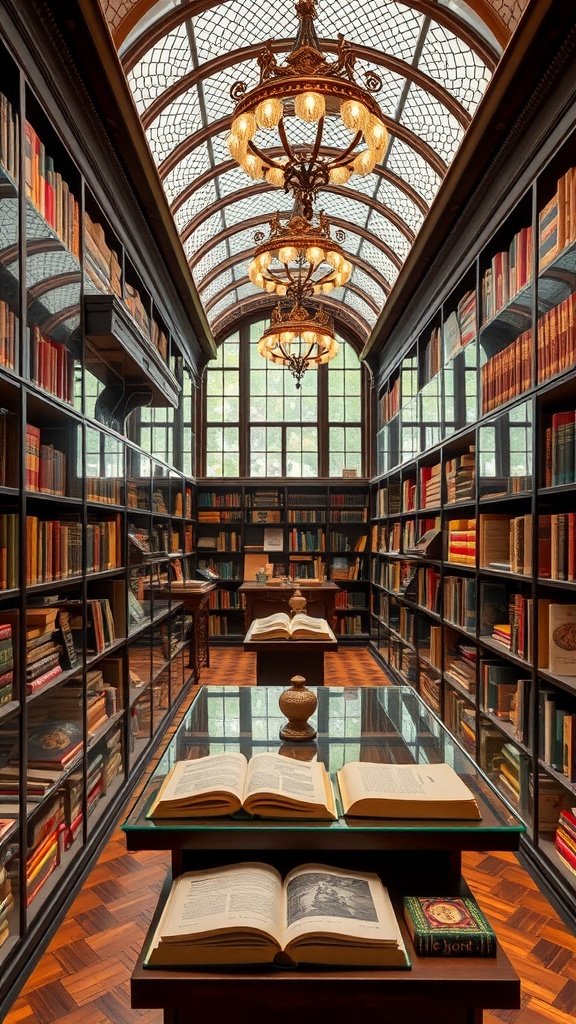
95, 0, 530, 350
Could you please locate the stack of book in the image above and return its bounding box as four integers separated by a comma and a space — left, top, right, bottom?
1, 606, 67, 696
420, 463, 441, 508
0, 512, 18, 590
445, 447, 476, 503
555, 808, 576, 877
84, 212, 122, 296
0, 623, 12, 705
447, 519, 476, 565
445, 644, 477, 694
538, 164, 576, 271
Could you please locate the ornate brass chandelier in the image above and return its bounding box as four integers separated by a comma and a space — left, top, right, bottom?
248, 208, 352, 298
227, 0, 387, 218
257, 294, 338, 388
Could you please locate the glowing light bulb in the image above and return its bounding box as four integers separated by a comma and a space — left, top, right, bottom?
266, 166, 285, 187
278, 245, 298, 264
280, 331, 295, 346
231, 112, 256, 142
255, 97, 283, 129
329, 164, 351, 185
365, 115, 387, 153
243, 152, 264, 179
305, 245, 325, 266
258, 252, 272, 270
294, 91, 325, 123
353, 149, 376, 176
227, 133, 246, 162
340, 99, 368, 132
326, 250, 342, 270
302, 330, 318, 346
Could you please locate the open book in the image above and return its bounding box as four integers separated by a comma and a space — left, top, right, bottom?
145, 862, 410, 968
147, 751, 336, 820
247, 611, 336, 641
337, 761, 481, 820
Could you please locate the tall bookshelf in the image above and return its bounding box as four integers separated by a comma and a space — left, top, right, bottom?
370, 108, 576, 924
0, 20, 204, 1012
196, 480, 370, 643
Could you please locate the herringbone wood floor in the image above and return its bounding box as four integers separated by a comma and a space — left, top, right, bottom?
6, 648, 576, 1024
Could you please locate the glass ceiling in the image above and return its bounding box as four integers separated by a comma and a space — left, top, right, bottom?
97, 0, 528, 350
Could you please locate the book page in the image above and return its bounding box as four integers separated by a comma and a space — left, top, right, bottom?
282, 864, 402, 946
250, 612, 291, 635
243, 752, 335, 818
154, 863, 285, 945
148, 752, 247, 815
290, 613, 332, 636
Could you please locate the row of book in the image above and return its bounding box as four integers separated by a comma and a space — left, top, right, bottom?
555, 808, 576, 878
481, 224, 533, 324
330, 532, 367, 553
0, 90, 18, 182
539, 687, 576, 780
447, 518, 476, 565
0, 623, 12, 705
84, 211, 121, 297
207, 590, 244, 610
0, 513, 17, 590
537, 288, 576, 385
25, 517, 82, 585
24, 121, 80, 258
86, 476, 123, 505
198, 509, 244, 522
539, 164, 576, 270
491, 597, 576, 677
198, 491, 242, 507
0, 298, 17, 371
379, 375, 400, 426
545, 408, 576, 487
334, 615, 365, 635
480, 328, 531, 414
445, 446, 476, 503
30, 326, 74, 405
25, 424, 67, 494
288, 528, 325, 552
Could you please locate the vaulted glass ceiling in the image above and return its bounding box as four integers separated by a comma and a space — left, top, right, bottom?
97, 0, 528, 350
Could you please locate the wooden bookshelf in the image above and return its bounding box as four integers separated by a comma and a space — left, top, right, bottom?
369, 100, 576, 926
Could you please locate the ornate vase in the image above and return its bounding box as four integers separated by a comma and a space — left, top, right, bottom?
278, 675, 317, 740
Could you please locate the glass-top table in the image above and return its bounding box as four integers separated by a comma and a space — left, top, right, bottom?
123, 685, 523, 872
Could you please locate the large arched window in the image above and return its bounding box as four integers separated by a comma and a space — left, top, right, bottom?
202, 317, 366, 478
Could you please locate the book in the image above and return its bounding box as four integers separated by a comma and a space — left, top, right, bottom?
24, 720, 83, 769
145, 861, 410, 968
336, 761, 481, 820
147, 751, 336, 820
247, 612, 335, 642
403, 895, 496, 956
548, 604, 576, 676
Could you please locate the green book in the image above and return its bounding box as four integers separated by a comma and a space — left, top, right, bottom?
403, 896, 497, 956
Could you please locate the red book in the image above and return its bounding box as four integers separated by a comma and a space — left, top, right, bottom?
25, 664, 63, 695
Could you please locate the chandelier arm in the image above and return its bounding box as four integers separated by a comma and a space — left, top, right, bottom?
314, 268, 337, 286
277, 118, 297, 163
248, 138, 276, 166
329, 131, 364, 168
310, 116, 325, 165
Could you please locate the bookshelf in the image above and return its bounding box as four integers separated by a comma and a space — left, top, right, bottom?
369, 110, 576, 925
0, 22, 205, 1012
196, 480, 370, 643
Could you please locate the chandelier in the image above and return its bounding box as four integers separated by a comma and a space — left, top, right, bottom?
227, 0, 387, 218
248, 208, 352, 298
258, 295, 338, 388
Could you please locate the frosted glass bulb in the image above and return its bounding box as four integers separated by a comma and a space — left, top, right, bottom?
276, 284, 287, 296
227, 133, 246, 162
258, 251, 272, 270
329, 164, 351, 185
280, 331, 295, 346
340, 99, 368, 132
265, 279, 276, 293
365, 115, 387, 153
326, 250, 342, 270
266, 166, 285, 187
232, 112, 256, 142
340, 259, 353, 281
254, 271, 265, 289
353, 149, 376, 176
294, 91, 325, 123
302, 331, 318, 346
305, 245, 325, 266
334, 271, 344, 287
248, 261, 259, 283
244, 152, 264, 179
322, 282, 333, 293
255, 97, 283, 129
278, 245, 298, 264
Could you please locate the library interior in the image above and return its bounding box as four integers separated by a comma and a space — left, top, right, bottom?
1, 1, 576, 1021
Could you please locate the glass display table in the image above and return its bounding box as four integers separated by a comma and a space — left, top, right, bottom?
123, 685, 524, 1023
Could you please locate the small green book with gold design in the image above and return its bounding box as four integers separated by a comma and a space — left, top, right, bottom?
403, 896, 497, 956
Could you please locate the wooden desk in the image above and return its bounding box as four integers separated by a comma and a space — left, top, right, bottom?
239, 581, 339, 634
243, 619, 338, 686
124, 685, 524, 1023
147, 583, 216, 681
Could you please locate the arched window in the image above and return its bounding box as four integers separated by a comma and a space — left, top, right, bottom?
202, 316, 366, 478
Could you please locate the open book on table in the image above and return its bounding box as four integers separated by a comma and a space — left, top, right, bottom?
337, 761, 481, 820
145, 862, 410, 968
247, 611, 336, 641
146, 751, 336, 820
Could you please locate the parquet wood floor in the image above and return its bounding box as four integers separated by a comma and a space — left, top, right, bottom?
6, 648, 576, 1024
